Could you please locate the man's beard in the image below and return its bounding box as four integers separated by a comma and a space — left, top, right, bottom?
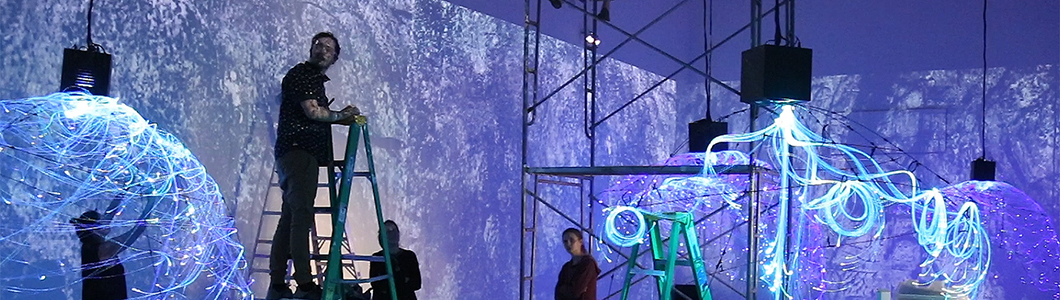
309, 53, 331, 67
309, 56, 334, 68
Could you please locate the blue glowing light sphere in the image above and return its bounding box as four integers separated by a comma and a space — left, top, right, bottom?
0, 93, 251, 299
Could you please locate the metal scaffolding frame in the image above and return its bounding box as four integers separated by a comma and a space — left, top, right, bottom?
520, 0, 797, 299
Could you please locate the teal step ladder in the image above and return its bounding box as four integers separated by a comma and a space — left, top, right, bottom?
620, 211, 714, 300
250, 164, 359, 296
319, 116, 399, 300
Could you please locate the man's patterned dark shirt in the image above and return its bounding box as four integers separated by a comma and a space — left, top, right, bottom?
275, 62, 333, 163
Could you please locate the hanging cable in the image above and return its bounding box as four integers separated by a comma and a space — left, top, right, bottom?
87, 0, 96, 52
84, 0, 106, 53
703, 0, 714, 120
786, 0, 796, 47
980, 0, 987, 160
772, 0, 783, 45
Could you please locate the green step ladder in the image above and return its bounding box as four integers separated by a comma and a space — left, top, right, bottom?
620, 211, 714, 300
320, 116, 399, 300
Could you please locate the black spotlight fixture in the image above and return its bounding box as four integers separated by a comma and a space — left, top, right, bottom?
584, 34, 601, 49
60, 0, 111, 96
740, 44, 812, 105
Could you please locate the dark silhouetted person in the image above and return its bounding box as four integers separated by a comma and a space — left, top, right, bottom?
369, 220, 421, 300
555, 228, 599, 300
267, 31, 361, 300
71, 207, 136, 300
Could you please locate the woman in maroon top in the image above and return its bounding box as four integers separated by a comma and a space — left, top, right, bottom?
555, 228, 600, 300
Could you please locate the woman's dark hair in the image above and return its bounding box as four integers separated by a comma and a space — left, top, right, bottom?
383, 220, 398, 231
312, 31, 341, 57
378, 220, 399, 247
71, 210, 101, 225
563, 227, 587, 253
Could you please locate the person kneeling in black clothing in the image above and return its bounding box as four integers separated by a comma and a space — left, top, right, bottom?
369, 220, 421, 300
71, 209, 130, 300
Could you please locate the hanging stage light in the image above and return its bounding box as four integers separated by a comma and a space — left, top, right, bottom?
60, 0, 111, 96
585, 34, 601, 49
688, 118, 727, 152
970, 158, 996, 181
60, 49, 111, 96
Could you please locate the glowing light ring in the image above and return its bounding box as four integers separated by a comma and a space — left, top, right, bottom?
0, 92, 251, 299
605, 206, 647, 247
806, 180, 886, 238
595, 151, 773, 267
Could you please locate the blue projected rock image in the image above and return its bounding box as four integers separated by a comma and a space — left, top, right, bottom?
0, 0, 1057, 299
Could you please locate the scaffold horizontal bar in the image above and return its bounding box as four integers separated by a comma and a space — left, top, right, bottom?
525, 165, 758, 176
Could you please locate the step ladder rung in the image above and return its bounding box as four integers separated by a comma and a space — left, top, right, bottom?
341, 274, 391, 285
263, 211, 282, 216
319, 160, 344, 167
256, 239, 273, 244
310, 254, 386, 262
348, 171, 372, 177
633, 269, 666, 277
654, 259, 694, 267
247, 271, 323, 281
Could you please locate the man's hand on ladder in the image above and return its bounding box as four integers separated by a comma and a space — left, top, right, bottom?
336, 114, 367, 126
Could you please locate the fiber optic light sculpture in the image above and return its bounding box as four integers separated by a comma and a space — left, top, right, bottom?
0, 93, 252, 299
601, 104, 1060, 299
939, 181, 1060, 298
704, 105, 991, 299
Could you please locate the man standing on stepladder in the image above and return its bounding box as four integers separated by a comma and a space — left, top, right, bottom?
268, 31, 361, 300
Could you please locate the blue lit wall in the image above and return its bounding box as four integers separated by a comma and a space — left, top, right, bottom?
0, 0, 671, 298
0, 0, 1057, 299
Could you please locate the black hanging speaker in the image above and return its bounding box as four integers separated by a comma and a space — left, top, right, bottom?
970, 157, 996, 181
60, 48, 112, 96
688, 119, 728, 152
740, 44, 812, 104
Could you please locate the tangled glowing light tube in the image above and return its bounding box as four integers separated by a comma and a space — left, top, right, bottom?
601, 104, 1049, 299
0, 93, 251, 299
713, 105, 992, 299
